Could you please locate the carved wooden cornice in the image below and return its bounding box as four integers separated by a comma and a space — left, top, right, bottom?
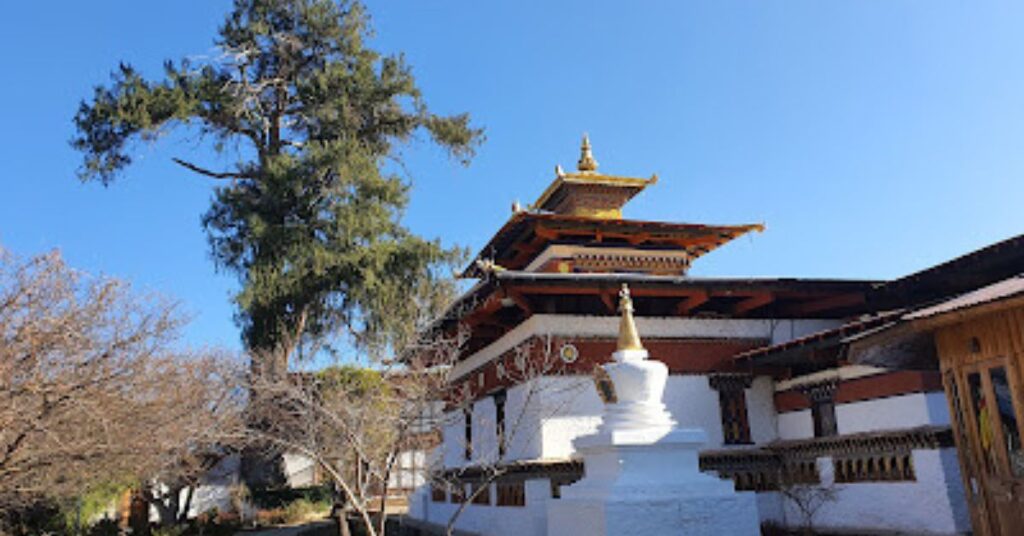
708, 373, 754, 392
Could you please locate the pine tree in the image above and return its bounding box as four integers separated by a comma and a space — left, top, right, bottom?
72, 0, 483, 372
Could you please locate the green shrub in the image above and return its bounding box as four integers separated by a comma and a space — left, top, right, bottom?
250, 485, 334, 510
151, 525, 188, 536
282, 498, 330, 524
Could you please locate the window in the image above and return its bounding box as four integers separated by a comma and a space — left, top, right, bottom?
811, 397, 837, 438
494, 390, 507, 459
495, 481, 525, 507
464, 406, 473, 461
806, 383, 837, 438
718, 389, 751, 444
989, 367, 1024, 477
967, 372, 995, 472
709, 375, 752, 444
450, 484, 467, 503
431, 484, 447, 502
471, 482, 491, 505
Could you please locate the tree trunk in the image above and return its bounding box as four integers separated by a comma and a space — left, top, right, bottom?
337, 506, 352, 536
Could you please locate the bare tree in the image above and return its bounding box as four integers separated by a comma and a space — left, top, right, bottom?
242, 330, 461, 536
405, 334, 598, 532
0, 248, 244, 530
778, 478, 839, 536
240, 283, 591, 536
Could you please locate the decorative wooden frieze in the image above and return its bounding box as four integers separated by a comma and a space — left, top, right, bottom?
571, 251, 691, 275
833, 452, 915, 483
438, 427, 950, 498
799, 380, 838, 403
709, 373, 754, 392
771, 425, 954, 458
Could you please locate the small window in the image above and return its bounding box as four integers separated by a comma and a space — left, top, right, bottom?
471, 482, 491, 505
968, 372, 996, 472
811, 397, 837, 438
718, 389, 752, 444
989, 367, 1024, 477
431, 484, 447, 502
450, 484, 467, 503
495, 481, 525, 507
804, 383, 837, 438
494, 390, 507, 459
464, 406, 473, 461
709, 375, 752, 444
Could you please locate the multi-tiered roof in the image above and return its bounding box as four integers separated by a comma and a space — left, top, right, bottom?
465, 135, 762, 278
420, 137, 878, 361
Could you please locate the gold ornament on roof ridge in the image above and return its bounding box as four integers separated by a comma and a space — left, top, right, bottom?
617, 284, 645, 351
577, 133, 599, 172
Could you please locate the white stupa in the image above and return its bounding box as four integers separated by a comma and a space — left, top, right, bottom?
547, 284, 761, 535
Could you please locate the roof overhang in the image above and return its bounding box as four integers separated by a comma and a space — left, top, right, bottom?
462, 213, 765, 277
409, 272, 879, 365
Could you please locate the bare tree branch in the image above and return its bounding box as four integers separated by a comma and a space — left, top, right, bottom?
172, 157, 253, 180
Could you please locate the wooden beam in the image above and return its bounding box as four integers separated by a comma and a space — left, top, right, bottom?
507, 233, 549, 268
534, 225, 558, 240
676, 291, 710, 315
468, 325, 508, 338
515, 284, 707, 298
506, 290, 533, 315
732, 293, 775, 316
625, 233, 651, 246
600, 290, 617, 314
785, 292, 866, 316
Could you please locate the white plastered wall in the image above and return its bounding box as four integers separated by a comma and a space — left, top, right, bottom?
445, 373, 781, 467
791, 449, 970, 535
413, 478, 553, 536
837, 392, 950, 435
451, 315, 841, 381
747, 376, 780, 444
777, 392, 951, 441
778, 409, 814, 440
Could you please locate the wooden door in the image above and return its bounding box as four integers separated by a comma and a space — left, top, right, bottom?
945, 358, 1024, 536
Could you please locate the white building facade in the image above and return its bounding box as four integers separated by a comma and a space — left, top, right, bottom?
402, 139, 971, 535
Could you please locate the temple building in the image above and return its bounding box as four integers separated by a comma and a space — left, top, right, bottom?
401, 137, 1021, 536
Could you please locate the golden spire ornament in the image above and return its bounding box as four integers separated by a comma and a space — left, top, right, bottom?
617, 284, 645, 351
577, 133, 599, 172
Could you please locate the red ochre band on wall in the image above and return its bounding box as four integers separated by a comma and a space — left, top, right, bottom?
774, 370, 944, 413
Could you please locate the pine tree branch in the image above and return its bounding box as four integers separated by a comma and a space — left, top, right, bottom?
171, 158, 253, 180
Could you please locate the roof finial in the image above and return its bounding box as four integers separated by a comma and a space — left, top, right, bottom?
577, 133, 599, 172
617, 284, 644, 351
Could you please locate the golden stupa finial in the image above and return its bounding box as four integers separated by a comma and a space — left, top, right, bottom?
577, 133, 599, 172
617, 284, 644, 351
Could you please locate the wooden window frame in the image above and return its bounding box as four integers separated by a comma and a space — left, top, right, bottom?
710, 374, 753, 445
464, 406, 473, 461
801, 381, 838, 438
494, 390, 507, 459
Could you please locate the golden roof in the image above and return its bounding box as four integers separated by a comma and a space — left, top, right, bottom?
531, 135, 658, 219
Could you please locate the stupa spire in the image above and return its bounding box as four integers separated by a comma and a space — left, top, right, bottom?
577, 133, 599, 172
617, 284, 644, 351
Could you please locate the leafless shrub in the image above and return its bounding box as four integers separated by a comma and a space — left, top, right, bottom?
779, 478, 839, 536
0, 248, 245, 528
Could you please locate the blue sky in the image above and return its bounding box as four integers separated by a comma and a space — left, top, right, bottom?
1, 1, 1023, 354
